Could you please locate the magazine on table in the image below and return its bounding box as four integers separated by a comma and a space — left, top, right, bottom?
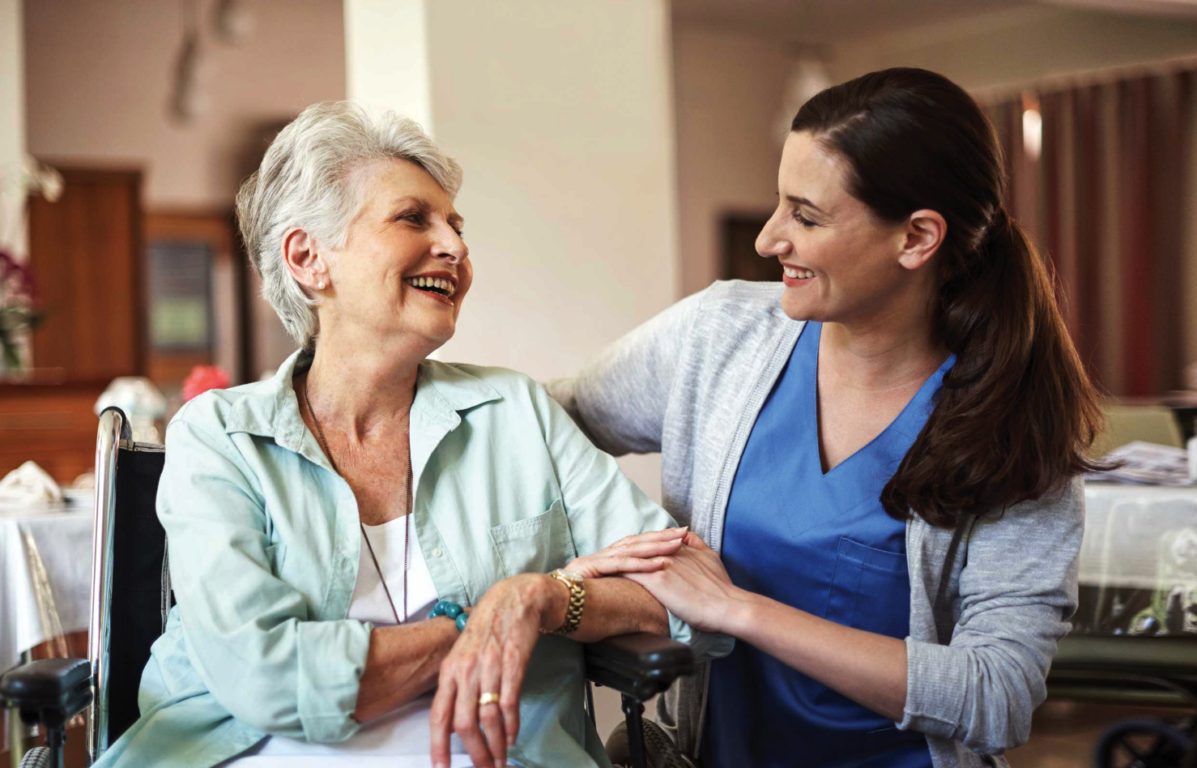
1090, 441, 1196, 486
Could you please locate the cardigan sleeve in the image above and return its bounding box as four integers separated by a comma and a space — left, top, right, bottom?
897, 475, 1085, 754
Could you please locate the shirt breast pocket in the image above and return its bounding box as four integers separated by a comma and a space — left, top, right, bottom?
489, 499, 578, 579
825, 536, 912, 640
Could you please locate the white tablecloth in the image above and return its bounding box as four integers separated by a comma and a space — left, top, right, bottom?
1080, 483, 1197, 590
0, 492, 93, 672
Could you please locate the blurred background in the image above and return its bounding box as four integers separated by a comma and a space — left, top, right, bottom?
2, 1, 1197, 766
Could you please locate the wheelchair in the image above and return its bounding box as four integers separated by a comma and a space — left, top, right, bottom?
1, 407, 694, 768
1046, 585, 1197, 768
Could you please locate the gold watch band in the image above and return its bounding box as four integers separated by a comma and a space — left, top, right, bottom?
545, 570, 585, 636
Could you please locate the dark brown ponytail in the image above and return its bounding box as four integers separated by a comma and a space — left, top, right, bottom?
793, 68, 1105, 527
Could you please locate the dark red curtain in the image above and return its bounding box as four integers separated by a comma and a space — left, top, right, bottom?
985, 70, 1196, 397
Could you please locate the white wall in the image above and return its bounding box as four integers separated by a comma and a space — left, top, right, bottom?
420, 0, 679, 511
0, 0, 25, 256
344, 0, 432, 131
424, 1, 680, 384
345, 0, 681, 379
673, 26, 793, 296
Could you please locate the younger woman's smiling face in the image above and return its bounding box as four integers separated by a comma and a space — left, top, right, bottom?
755, 131, 914, 325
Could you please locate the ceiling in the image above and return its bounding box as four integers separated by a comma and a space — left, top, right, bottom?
670, 0, 1197, 44
670, 0, 1031, 44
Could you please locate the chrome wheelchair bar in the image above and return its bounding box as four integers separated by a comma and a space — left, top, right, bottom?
87, 408, 128, 763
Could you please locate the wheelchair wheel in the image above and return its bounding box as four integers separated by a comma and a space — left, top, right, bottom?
17, 746, 51, 768
606, 718, 693, 768
1094, 718, 1193, 768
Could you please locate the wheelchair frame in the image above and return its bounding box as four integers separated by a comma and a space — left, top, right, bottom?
87, 406, 130, 761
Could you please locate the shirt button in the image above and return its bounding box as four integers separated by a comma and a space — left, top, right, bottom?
431, 547, 444, 558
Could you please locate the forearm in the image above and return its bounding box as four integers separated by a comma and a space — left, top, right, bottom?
537, 575, 669, 642
726, 591, 908, 722
354, 617, 461, 723
573, 577, 670, 641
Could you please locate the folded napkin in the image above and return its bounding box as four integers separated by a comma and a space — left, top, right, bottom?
0, 461, 65, 505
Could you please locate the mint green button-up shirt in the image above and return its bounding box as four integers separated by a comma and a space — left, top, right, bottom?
93, 349, 730, 768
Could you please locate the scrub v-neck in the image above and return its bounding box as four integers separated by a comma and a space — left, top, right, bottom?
812, 325, 943, 479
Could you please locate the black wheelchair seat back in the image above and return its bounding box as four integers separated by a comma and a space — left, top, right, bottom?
106, 440, 170, 745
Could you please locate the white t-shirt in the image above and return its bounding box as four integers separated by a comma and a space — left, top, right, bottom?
223, 515, 473, 767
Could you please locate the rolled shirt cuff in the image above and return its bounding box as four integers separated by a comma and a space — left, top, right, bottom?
296, 619, 374, 742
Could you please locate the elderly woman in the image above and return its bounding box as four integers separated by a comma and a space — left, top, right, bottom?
92, 102, 726, 768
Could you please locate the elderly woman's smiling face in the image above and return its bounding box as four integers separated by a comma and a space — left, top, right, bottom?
325, 158, 471, 349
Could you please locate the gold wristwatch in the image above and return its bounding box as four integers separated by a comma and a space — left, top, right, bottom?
544, 568, 585, 636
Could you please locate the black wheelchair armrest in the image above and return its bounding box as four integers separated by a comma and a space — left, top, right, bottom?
584, 633, 695, 701
0, 657, 93, 727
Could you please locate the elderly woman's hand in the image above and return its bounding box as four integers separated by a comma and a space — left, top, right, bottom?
563, 526, 687, 579
430, 573, 564, 768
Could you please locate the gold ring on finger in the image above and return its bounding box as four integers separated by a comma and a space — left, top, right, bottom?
478, 692, 500, 707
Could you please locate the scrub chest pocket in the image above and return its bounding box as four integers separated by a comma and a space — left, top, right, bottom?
489, 499, 577, 578
825, 536, 913, 640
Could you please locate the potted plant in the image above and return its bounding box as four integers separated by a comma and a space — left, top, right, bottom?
0, 248, 42, 373
0, 157, 61, 375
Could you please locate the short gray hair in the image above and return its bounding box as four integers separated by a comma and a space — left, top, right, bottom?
235, 101, 463, 348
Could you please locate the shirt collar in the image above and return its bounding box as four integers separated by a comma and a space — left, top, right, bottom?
223, 348, 503, 457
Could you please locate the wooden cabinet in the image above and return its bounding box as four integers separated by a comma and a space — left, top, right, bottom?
27, 167, 145, 384
0, 167, 144, 484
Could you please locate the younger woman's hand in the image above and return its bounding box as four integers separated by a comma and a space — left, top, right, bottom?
429, 574, 560, 768
564, 527, 688, 579
624, 531, 741, 634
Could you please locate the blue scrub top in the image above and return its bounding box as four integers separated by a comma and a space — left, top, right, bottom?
704, 322, 954, 768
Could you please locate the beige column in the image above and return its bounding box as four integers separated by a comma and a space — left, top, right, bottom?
344, 0, 433, 132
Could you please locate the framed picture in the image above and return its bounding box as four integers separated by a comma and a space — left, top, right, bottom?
143, 211, 245, 386
147, 240, 212, 352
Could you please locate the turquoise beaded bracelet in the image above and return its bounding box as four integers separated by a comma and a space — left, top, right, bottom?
429, 600, 469, 632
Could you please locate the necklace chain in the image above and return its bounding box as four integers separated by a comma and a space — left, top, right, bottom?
301, 377, 410, 625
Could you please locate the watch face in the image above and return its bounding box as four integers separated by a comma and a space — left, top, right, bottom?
556, 569, 583, 583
